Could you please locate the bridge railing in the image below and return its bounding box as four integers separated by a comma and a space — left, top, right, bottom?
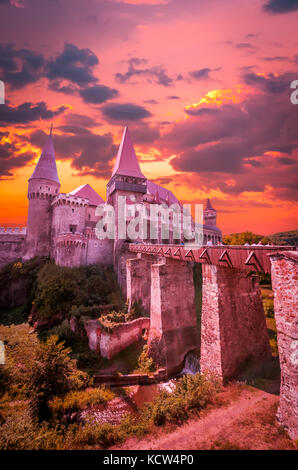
128, 243, 297, 273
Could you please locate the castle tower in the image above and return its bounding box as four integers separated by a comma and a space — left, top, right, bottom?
107, 127, 147, 244
203, 198, 217, 228
24, 126, 60, 260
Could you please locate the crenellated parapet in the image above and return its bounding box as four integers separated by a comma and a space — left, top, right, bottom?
51, 193, 89, 208
0, 227, 26, 235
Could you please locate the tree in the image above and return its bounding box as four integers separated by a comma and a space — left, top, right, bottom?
28, 335, 88, 421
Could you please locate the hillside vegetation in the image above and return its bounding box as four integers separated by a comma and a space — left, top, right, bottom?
223, 230, 297, 246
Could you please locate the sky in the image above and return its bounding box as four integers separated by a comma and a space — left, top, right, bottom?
0, 0, 298, 235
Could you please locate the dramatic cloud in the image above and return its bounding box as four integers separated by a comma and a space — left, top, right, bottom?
162, 71, 298, 199
101, 103, 152, 121
0, 102, 67, 124
46, 43, 99, 86
28, 129, 117, 178
263, 0, 298, 13
79, 84, 119, 104
115, 57, 175, 87
0, 134, 31, 178
0, 44, 45, 89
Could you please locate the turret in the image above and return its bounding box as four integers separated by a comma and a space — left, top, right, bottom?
24, 125, 60, 260
203, 198, 217, 228
106, 127, 147, 243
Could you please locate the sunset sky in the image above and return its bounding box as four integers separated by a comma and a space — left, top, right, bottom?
0, 0, 298, 234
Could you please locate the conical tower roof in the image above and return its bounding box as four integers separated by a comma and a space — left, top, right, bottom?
205, 198, 216, 211
29, 126, 60, 184
112, 127, 145, 179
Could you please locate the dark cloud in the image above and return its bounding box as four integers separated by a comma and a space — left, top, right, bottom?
0, 44, 45, 89
0, 136, 31, 178
79, 84, 119, 104
115, 57, 174, 87
61, 113, 99, 129
189, 68, 212, 80
161, 70, 298, 199
263, 0, 298, 13
235, 42, 256, 50
101, 103, 152, 122
166, 95, 180, 100
46, 43, 99, 86
242, 70, 292, 93
261, 56, 288, 62
125, 123, 160, 145
28, 129, 117, 179
0, 102, 67, 124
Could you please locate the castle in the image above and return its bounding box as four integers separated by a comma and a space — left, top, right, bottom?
0, 126, 221, 268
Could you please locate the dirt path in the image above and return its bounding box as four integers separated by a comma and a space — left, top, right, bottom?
111, 384, 296, 450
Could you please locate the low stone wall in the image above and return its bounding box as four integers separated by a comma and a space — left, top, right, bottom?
270, 251, 298, 440
83, 317, 150, 359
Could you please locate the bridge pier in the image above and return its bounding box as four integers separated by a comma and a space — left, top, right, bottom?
126, 253, 153, 314
270, 251, 298, 440
148, 258, 199, 375
200, 265, 271, 383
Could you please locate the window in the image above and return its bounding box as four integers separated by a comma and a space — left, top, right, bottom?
69, 225, 77, 234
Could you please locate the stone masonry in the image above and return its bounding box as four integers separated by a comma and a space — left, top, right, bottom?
270, 251, 298, 440
126, 253, 153, 314
200, 264, 271, 382
148, 258, 199, 376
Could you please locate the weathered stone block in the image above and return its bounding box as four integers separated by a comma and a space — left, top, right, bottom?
271, 251, 298, 440
200, 265, 271, 382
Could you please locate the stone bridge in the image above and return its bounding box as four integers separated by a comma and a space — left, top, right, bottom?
124, 243, 297, 439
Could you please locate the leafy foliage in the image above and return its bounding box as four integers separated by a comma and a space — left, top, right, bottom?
137, 344, 156, 373
28, 335, 90, 421
49, 387, 115, 416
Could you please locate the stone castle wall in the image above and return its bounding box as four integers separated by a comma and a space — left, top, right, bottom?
0, 230, 25, 268
270, 251, 298, 440
200, 265, 271, 382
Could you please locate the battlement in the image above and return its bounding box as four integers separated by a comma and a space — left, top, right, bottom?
0, 227, 26, 235
51, 193, 89, 208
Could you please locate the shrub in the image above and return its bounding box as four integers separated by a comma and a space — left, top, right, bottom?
137, 345, 156, 373
49, 387, 115, 416
149, 373, 221, 426
28, 335, 90, 421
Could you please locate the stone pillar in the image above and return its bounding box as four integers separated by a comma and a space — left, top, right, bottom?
148, 258, 199, 376
126, 253, 153, 314
200, 265, 271, 382
270, 251, 298, 440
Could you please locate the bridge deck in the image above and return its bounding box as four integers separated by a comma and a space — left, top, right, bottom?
129, 243, 297, 273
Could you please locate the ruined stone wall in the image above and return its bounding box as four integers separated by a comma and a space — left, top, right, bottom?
270, 251, 298, 440
148, 258, 199, 376
200, 265, 271, 382
84, 317, 150, 359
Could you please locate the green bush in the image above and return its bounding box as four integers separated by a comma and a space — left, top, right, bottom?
49, 387, 115, 416
137, 345, 156, 373
28, 335, 90, 421
149, 373, 221, 426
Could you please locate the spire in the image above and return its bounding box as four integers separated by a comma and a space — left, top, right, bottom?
29, 126, 60, 184
205, 198, 215, 211
112, 127, 146, 179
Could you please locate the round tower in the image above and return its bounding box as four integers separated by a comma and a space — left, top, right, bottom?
24, 127, 60, 260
